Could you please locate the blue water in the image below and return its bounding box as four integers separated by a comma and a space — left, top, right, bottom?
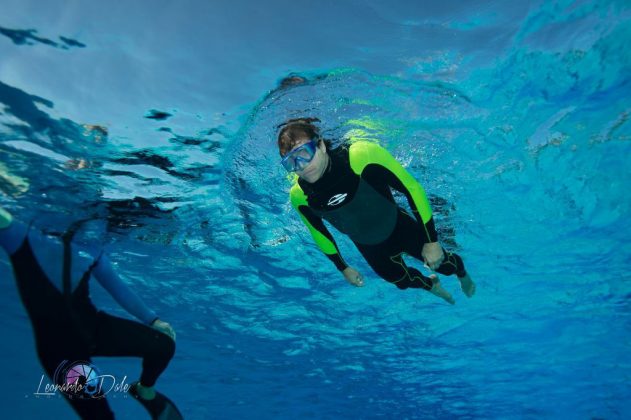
1, 0, 630, 418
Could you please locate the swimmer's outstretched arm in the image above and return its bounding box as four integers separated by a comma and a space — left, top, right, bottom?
289, 187, 364, 287
92, 255, 175, 340
290, 184, 347, 269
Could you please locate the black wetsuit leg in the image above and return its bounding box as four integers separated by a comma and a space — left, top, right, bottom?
355, 210, 467, 290
396, 211, 467, 278
92, 312, 175, 387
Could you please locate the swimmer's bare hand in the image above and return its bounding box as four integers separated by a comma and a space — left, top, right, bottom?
152, 319, 176, 341
343, 267, 364, 287
422, 242, 444, 270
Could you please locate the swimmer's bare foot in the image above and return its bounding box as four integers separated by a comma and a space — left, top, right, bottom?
428, 275, 455, 305
458, 272, 476, 297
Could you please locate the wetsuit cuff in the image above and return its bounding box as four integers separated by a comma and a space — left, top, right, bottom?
425, 217, 439, 243
326, 253, 348, 271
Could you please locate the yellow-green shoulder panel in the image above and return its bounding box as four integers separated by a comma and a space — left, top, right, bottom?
348, 141, 433, 223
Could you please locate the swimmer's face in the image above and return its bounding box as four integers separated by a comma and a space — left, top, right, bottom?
288, 137, 328, 183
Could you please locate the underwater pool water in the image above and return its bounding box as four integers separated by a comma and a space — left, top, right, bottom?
1, 0, 630, 418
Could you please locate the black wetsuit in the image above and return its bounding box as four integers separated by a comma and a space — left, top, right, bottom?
290, 141, 466, 290
3, 226, 175, 420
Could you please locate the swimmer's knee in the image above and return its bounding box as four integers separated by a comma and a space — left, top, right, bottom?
161, 335, 176, 359
393, 281, 408, 290
148, 331, 176, 360
379, 272, 409, 289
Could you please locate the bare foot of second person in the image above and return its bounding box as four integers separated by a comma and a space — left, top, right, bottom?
458, 273, 476, 297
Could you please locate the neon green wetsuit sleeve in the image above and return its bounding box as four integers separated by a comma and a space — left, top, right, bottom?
348, 141, 438, 243
290, 183, 348, 271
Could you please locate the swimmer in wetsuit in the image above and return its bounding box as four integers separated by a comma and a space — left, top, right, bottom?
0, 206, 181, 419
278, 118, 476, 303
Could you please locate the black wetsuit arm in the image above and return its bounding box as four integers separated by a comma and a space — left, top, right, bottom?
92, 254, 159, 325
297, 205, 349, 272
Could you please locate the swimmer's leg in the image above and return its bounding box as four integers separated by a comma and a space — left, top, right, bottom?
405, 266, 455, 305
91, 312, 181, 419
396, 212, 475, 298
356, 242, 455, 304
426, 274, 456, 305
434, 251, 476, 297
386, 253, 455, 304
37, 342, 115, 419
457, 272, 476, 297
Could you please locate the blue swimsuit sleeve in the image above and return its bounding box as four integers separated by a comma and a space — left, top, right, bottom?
0, 220, 28, 255
92, 254, 159, 325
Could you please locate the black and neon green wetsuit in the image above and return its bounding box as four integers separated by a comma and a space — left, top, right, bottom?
290, 141, 466, 290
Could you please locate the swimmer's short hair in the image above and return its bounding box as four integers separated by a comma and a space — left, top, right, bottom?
277, 118, 322, 156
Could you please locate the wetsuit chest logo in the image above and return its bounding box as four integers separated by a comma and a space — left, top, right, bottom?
327, 193, 348, 206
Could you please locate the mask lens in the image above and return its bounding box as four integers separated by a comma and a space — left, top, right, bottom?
281, 140, 317, 172
293, 147, 314, 160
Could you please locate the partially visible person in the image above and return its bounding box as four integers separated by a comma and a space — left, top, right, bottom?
278, 118, 475, 304
0, 205, 182, 420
